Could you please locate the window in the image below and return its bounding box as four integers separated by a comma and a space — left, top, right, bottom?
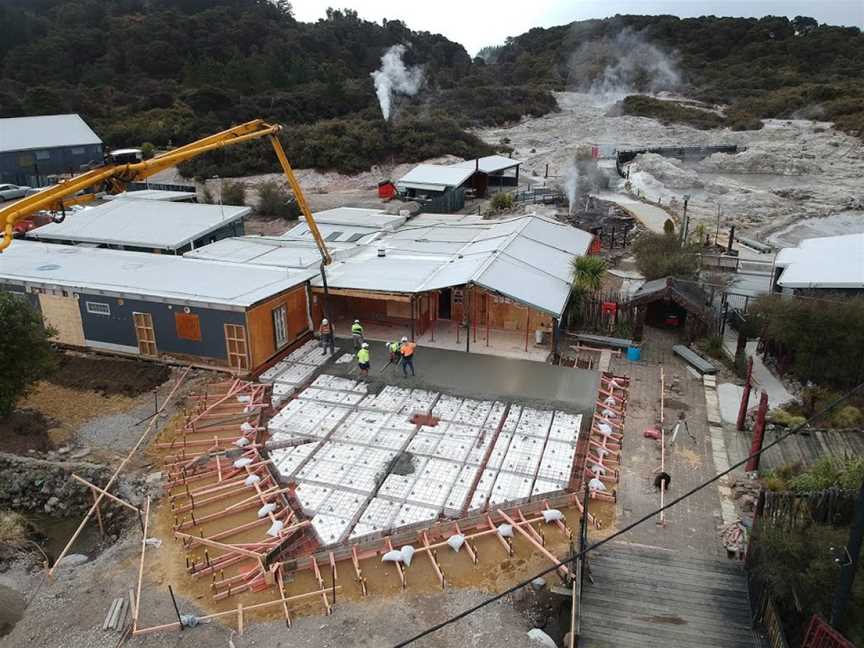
272, 305, 288, 349
133, 312, 157, 356
347, 233, 366, 242
71, 147, 85, 155
453, 288, 464, 305
35, 150, 51, 160
175, 312, 201, 341
86, 301, 111, 316
325, 231, 343, 242
224, 324, 248, 370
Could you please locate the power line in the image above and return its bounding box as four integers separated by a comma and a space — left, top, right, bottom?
393, 381, 864, 647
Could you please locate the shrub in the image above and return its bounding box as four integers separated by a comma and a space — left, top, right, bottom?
663, 219, 675, 235
832, 405, 863, 429
140, 142, 155, 159
768, 408, 806, 428
200, 185, 214, 204
256, 181, 298, 220
632, 231, 699, 280
701, 335, 724, 358
221, 181, 246, 206
620, 95, 726, 129
490, 192, 514, 211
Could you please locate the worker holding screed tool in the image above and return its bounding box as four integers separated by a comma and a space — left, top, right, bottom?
400, 336, 416, 378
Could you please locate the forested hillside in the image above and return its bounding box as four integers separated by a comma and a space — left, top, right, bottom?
0, 0, 554, 174
1, 3, 861, 176
494, 14, 864, 134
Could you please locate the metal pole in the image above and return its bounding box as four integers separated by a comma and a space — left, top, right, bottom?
168, 585, 184, 630
319, 263, 335, 355
831, 476, 864, 630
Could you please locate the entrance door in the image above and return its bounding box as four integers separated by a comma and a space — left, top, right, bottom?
224, 324, 249, 371
438, 288, 452, 320
132, 312, 157, 356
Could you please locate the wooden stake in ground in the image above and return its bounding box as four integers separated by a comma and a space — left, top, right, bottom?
49, 368, 190, 575
133, 497, 151, 632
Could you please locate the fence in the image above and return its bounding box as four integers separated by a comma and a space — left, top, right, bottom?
514, 186, 564, 205
746, 488, 860, 648
566, 290, 636, 336
749, 575, 792, 648
802, 615, 857, 648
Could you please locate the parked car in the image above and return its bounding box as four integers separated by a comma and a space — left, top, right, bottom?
0, 184, 31, 201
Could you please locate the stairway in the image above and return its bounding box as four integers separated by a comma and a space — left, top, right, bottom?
578, 542, 759, 648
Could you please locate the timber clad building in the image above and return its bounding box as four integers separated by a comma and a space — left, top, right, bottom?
0, 241, 315, 374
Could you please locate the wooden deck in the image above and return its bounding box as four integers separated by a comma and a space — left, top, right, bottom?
727, 427, 864, 472
578, 542, 759, 648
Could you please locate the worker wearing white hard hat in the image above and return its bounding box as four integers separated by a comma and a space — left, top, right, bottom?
357, 341, 371, 379
351, 319, 364, 350
319, 318, 333, 355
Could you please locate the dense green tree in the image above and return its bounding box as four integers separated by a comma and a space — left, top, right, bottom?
0, 294, 56, 418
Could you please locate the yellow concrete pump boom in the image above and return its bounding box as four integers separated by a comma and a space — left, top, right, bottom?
0, 119, 331, 265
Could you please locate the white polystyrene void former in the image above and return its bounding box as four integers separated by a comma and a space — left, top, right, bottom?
264, 374, 582, 547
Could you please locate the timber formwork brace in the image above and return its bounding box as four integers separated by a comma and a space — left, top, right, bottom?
580, 372, 630, 503
141, 377, 606, 637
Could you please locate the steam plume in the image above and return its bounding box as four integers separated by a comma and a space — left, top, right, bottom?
565, 165, 580, 216
569, 29, 681, 104
371, 44, 425, 121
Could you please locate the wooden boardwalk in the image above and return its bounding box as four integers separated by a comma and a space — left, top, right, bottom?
727, 427, 864, 473
578, 542, 759, 648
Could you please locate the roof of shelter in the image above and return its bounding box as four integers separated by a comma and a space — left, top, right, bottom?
27, 200, 249, 250
0, 241, 314, 309
452, 155, 522, 174
0, 114, 102, 153
775, 233, 864, 289
396, 164, 476, 190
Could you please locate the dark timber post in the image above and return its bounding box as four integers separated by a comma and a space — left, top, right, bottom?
465, 284, 471, 353
831, 476, 864, 631
736, 356, 753, 431
745, 391, 769, 472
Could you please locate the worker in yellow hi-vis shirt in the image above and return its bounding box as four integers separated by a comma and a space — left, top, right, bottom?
357, 342, 370, 379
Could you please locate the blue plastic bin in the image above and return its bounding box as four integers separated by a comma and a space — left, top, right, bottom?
626, 346, 641, 362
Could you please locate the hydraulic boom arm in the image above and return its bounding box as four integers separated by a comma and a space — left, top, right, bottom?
0, 119, 331, 265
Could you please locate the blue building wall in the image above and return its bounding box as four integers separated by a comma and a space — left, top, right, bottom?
76, 293, 244, 360
0, 144, 104, 186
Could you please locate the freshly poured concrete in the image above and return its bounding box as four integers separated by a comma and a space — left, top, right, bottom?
328, 337, 599, 416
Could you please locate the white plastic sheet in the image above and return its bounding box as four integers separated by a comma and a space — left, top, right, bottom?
234, 437, 251, 447
382, 549, 403, 563
541, 509, 563, 523
589, 477, 607, 492
244, 474, 261, 486
233, 457, 253, 468
447, 534, 466, 552
400, 545, 416, 567
266, 520, 285, 537
596, 422, 613, 436
240, 421, 254, 433
257, 502, 277, 518
497, 524, 514, 538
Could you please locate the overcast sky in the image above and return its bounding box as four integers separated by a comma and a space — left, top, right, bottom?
292, 0, 864, 55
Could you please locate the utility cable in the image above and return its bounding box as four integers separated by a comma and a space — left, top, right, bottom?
393, 381, 864, 646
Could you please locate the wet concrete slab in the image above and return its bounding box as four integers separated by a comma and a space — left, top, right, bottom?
328, 338, 600, 417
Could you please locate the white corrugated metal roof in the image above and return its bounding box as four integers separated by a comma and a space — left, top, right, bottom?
311, 207, 405, 230
453, 155, 522, 174
283, 222, 380, 244
396, 164, 475, 189
185, 236, 357, 268
310, 215, 594, 317
108, 190, 197, 202
0, 114, 102, 153
27, 200, 250, 250
0, 241, 314, 309
776, 233, 864, 289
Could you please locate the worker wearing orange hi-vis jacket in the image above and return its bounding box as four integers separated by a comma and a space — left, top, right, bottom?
399, 336, 416, 378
